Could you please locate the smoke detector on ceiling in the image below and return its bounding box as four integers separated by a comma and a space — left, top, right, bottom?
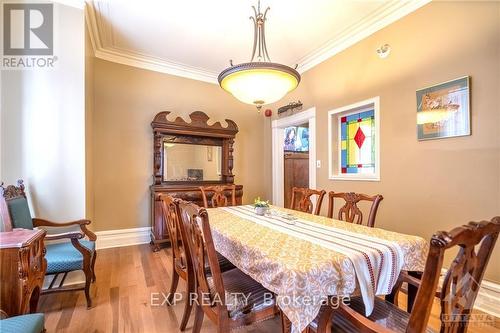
376, 44, 391, 58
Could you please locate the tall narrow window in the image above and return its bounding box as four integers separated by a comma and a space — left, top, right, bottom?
329, 97, 380, 181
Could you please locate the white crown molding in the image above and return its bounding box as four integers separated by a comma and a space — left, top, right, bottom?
53, 0, 85, 9
85, 0, 430, 84
296, 0, 431, 73
85, 1, 218, 83
94, 46, 219, 84
85, 2, 99, 52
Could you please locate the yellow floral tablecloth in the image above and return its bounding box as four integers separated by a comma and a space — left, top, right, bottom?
207, 205, 428, 332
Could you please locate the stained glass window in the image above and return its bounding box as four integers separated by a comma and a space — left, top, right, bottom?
340, 109, 375, 174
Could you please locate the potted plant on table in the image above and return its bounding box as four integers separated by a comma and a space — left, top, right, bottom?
253, 197, 270, 216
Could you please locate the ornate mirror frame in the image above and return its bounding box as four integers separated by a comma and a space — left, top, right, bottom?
152, 111, 238, 185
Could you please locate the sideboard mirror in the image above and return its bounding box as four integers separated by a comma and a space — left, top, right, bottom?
163, 141, 222, 182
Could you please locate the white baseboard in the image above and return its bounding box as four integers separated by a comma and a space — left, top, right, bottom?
95, 226, 151, 249
474, 279, 500, 317
435, 268, 500, 318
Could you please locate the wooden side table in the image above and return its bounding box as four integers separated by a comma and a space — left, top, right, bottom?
0, 229, 47, 316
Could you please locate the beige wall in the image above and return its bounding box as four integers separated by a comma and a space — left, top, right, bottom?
89, 59, 268, 232
268, 2, 500, 282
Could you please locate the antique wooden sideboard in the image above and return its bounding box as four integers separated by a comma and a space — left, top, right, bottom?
150, 111, 242, 251
0, 228, 47, 316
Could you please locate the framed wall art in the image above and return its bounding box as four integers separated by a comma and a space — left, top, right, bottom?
416, 76, 470, 140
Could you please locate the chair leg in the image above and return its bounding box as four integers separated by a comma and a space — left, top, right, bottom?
217, 321, 229, 333
407, 271, 422, 312
91, 251, 97, 283
192, 304, 204, 333
167, 262, 179, 304
280, 310, 292, 333
315, 305, 334, 333
179, 273, 195, 331
84, 268, 93, 309
69, 239, 93, 309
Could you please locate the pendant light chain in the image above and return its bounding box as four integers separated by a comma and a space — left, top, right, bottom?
250, 0, 271, 63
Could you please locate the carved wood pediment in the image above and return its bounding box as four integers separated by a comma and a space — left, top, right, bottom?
0, 180, 26, 201
152, 111, 238, 138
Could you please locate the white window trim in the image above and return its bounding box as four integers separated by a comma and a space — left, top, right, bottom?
328, 97, 380, 181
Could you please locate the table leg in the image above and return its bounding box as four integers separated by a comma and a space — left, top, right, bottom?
385, 271, 404, 306
385, 282, 400, 306
280, 310, 313, 333
407, 271, 423, 313
280, 310, 292, 333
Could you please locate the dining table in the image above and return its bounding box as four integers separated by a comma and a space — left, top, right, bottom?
206, 205, 429, 333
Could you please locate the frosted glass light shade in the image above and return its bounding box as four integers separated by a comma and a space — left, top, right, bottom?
218, 62, 300, 107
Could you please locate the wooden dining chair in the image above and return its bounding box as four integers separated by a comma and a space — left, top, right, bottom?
178, 200, 278, 333
199, 185, 237, 208
159, 194, 235, 331
159, 194, 194, 331
327, 191, 383, 228
290, 187, 326, 215
308, 216, 500, 333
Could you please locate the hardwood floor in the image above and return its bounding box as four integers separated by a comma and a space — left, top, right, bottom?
38, 244, 499, 333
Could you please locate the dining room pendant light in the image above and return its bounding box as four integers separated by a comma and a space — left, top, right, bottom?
218, 1, 301, 111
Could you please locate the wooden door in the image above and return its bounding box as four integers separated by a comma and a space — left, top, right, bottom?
284, 152, 309, 208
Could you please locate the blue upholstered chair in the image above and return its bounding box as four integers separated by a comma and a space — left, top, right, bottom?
0, 180, 97, 308
0, 312, 45, 333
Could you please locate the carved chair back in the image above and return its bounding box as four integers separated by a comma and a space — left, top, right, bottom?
0, 180, 33, 231
199, 185, 236, 208
159, 194, 190, 270
290, 187, 326, 216
407, 217, 500, 333
327, 191, 383, 228
178, 200, 226, 312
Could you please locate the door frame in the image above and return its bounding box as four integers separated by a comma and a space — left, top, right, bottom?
271, 107, 316, 207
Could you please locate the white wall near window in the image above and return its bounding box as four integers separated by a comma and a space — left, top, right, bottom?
0, 3, 86, 221
328, 97, 380, 181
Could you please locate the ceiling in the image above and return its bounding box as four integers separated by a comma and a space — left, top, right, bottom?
86, 0, 430, 83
